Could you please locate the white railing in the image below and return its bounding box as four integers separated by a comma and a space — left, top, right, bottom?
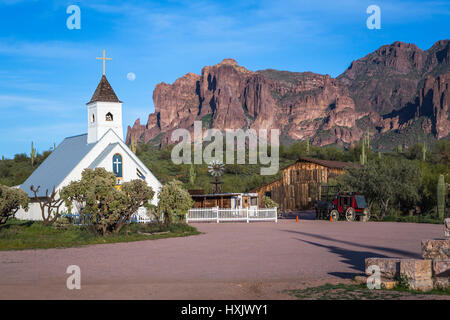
186, 207, 277, 223
130, 207, 154, 224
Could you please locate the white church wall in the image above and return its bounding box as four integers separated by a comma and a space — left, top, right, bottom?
87, 101, 123, 144
92, 143, 161, 205
15, 201, 74, 221
15, 202, 43, 221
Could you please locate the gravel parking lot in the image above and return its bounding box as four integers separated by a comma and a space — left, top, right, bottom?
0, 220, 444, 299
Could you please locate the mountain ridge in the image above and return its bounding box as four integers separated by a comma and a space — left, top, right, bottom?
126, 39, 450, 150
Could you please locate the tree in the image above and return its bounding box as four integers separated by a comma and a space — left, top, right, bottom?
157, 180, 193, 225
261, 196, 279, 214
262, 196, 278, 209
337, 158, 421, 219
30, 185, 64, 226
60, 168, 154, 235
116, 179, 155, 233
0, 185, 29, 225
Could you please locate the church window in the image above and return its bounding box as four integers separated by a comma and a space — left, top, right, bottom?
91, 114, 95, 123
113, 153, 123, 177
106, 112, 113, 121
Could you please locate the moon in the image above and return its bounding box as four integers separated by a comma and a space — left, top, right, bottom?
127, 72, 136, 81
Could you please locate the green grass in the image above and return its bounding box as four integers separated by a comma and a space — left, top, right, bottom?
287, 282, 450, 300
381, 215, 444, 224
0, 219, 200, 251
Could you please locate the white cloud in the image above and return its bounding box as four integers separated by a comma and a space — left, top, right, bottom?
0, 40, 92, 60
0, 94, 81, 114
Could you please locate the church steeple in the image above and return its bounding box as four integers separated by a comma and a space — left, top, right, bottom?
87, 75, 122, 105
86, 75, 123, 144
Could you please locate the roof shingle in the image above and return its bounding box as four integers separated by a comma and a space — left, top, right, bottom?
87, 75, 122, 104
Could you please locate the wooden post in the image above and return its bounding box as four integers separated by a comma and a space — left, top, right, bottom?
216, 206, 219, 223
246, 206, 249, 223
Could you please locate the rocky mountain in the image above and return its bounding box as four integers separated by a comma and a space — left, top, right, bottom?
126, 40, 450, 150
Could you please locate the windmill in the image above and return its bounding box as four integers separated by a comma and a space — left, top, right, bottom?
208, 160, 225, 194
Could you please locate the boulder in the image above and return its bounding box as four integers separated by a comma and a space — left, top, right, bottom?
400, 259, 433, 291
408, 279, 434, 292
365, 257, 401, 279
421, 239, 450, 260
432, 260, 450, 277
400, 259, 432, 281
354, 275, 397, 289
433, 278, 449, 290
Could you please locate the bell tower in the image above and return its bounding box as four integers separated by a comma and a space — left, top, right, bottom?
87, 50, 123, 144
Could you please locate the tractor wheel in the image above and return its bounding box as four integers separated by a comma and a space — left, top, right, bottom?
330, 210, 339, 222
345, 207, 356, 222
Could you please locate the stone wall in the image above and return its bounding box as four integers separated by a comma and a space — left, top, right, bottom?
363, 238, 449, 292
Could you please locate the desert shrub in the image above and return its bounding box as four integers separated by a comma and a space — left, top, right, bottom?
60, 168, 154, 235
0, 185, 29, 225
157, 180, 194, 225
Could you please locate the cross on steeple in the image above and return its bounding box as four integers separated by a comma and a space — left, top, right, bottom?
96, 49, 112, 75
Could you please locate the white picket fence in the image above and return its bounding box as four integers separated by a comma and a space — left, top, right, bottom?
186, 207, 277, 223
129, 207, 154, 223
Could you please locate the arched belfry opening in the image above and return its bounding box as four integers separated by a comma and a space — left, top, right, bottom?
106, 112, 113, 121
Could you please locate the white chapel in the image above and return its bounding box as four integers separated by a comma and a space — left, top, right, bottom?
16, 55, 161, 220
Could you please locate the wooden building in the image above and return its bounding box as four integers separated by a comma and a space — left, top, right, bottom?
189, 190, 259, 210
251, 157, 356, 212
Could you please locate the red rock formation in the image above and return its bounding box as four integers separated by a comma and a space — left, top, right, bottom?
126, 40, 450, 149
419, 74, 450, 139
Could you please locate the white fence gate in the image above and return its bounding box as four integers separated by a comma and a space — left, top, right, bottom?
186, 207, 277, 223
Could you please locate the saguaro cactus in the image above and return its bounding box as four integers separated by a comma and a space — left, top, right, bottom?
130, 136, 137, 153
30, 142, 37, 168
437, 174, 445, 220
366, 129, 370, 150
422, 142, 427, 161
360, 137, 367, 166
189, 164, 196, 185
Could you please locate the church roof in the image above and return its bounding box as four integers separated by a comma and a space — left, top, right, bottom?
20, 129, 162, 199
20, 134, 97, 197
87, 75, 122, 104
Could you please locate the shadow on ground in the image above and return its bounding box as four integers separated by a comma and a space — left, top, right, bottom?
282, 229, 419, 258
295, 238, 391, 278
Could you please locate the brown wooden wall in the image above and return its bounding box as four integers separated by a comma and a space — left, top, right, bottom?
193, 196, 232, 208
253, 161, 345, 211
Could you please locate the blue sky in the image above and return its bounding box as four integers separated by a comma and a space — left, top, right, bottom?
0, 0, 449, 158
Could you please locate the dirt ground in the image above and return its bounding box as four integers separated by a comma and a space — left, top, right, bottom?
0, 218, 448, 299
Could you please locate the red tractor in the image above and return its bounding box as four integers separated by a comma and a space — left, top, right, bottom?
315, 190, 370, 222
